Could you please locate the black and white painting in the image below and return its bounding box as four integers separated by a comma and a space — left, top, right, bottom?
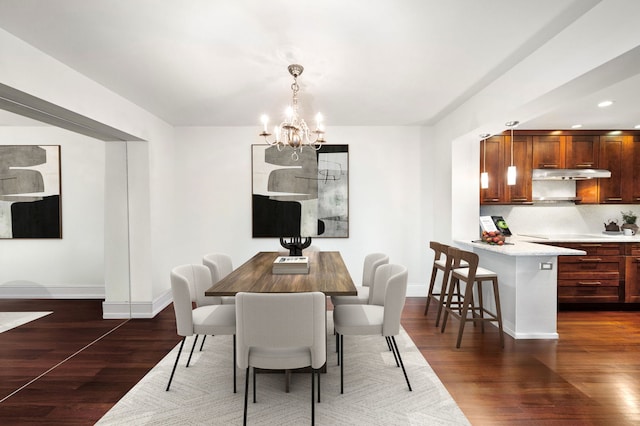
0, 145, 61, 238
252, 144, 348, 238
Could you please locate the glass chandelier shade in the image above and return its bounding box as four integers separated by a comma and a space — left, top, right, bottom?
259, 64, 325, 161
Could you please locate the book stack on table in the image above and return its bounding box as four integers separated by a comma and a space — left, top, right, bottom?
272, 256, 310, 275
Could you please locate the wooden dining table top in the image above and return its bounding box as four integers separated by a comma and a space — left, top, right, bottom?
205, 251, 357, 297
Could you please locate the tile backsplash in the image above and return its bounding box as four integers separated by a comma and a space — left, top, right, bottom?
480, 204, 640, 235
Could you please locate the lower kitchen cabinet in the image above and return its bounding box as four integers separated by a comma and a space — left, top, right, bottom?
556, 242, 623, 303
624, 243, 640, 303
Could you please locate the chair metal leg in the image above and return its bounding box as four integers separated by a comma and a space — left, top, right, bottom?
186, 335, 199, 367
387, 336, 400, 367
253, 367, 257, 403
339, 334, 344, 394
233, 335, 237, 393
199, 334, 207, 351
311, 368, 315, 425
317, 369, 321, 403
336, 333, 340, 365
165, 337, 186, 391
243, 367, 250, 426
390, 336, 412, 391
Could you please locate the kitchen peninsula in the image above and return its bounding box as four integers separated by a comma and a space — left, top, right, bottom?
455, 237, 585, 340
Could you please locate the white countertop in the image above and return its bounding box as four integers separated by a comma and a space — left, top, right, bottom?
455, 237, 586, 256
515, 232, 640, 243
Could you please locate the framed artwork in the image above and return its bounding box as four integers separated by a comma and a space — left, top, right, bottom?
0, 145, 61, 238
252, 144, 349, 238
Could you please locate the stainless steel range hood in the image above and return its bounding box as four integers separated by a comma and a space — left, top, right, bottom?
532, 168, 611, 180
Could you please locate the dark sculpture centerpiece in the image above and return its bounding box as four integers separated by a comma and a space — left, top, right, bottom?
280, 236, 312, 256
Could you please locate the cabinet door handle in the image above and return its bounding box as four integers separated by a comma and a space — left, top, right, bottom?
579, 258, 602, 262
575, 164, 593, 168
579, 244, 602, 247
577, 281, 601, 286
511, 198, 528, 202
606, 197, 623, 201
540, 164, 558, 168
483, 198, 500, 202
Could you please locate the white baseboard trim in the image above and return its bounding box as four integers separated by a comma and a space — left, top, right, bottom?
102, 288, 173, 319
0, 284, 105, 299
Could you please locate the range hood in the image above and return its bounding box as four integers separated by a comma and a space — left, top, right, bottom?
532, 168, 611, 180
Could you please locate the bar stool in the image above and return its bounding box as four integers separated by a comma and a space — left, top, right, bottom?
424, 241, 467, 327
440, 247, 504, 348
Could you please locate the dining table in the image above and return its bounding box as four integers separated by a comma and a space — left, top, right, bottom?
204, 250, 357, 297
205, 250, 356, 391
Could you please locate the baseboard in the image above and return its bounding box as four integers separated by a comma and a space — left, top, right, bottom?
102, 288, 173, 319
0, 283, 105, 299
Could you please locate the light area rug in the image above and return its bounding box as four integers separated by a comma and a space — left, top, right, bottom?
0, 311, 52, 333
97, 316, 470, 425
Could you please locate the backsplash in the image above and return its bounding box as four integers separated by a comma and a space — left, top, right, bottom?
480, 204, 640, 235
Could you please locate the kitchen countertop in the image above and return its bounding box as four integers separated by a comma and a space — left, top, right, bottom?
515, 233, 640, 243
456, 232, 640, 257
455, 237, 586, 256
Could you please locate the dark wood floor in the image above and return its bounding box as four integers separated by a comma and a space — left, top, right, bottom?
0, 298, 639, 425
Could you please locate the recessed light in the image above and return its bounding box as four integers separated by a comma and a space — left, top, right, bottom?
598, 100, 614, 108
571, 124, 583, 129
635, 124, 640, 129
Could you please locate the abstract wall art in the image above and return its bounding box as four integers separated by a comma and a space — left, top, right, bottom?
252, 144, 348, 238
0, 145, 61, 238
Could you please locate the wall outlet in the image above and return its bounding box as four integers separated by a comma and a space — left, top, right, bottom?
539, 262, 553, 270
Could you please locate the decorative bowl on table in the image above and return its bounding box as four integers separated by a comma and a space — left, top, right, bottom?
481, 231, 506, 246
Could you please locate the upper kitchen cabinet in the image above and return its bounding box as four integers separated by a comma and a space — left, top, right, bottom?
532, 135, 566, 169
632, 136, 640, 202
566, 135, 599, 168
598, 135, 633, 203
505, 134, 533, 203
479, 134, 532, 205
479, 136, 506, 204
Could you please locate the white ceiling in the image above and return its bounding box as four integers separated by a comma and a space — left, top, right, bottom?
0, 0, 638, 130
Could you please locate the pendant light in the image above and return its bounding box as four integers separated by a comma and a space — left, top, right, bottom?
480, 133, 491, 189
505, 121, 519, 186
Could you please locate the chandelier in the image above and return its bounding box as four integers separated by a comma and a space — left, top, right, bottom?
259, 64, 326, 161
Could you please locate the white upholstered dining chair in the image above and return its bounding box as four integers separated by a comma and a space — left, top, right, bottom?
167, 264, 236, 392
236, 291, 326, 425
331, 252, 389, 306
333, 263, 411, 393
202, 252, 236, 305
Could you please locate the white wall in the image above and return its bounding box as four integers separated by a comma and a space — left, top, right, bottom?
0, 126, 105, 297
172, 126, 429, 296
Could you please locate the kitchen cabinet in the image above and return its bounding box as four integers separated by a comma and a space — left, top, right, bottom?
532, 135, 566, 169
632, 136, 640, 202
505, 134, 532, 203
479, 134, 532, 204
597, 135, 629, 203
479, 136, 506, 204
624, 243, 640, 303
566, 135, 599, 168
555, 242, 623, 304
573, 134, 600, 204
